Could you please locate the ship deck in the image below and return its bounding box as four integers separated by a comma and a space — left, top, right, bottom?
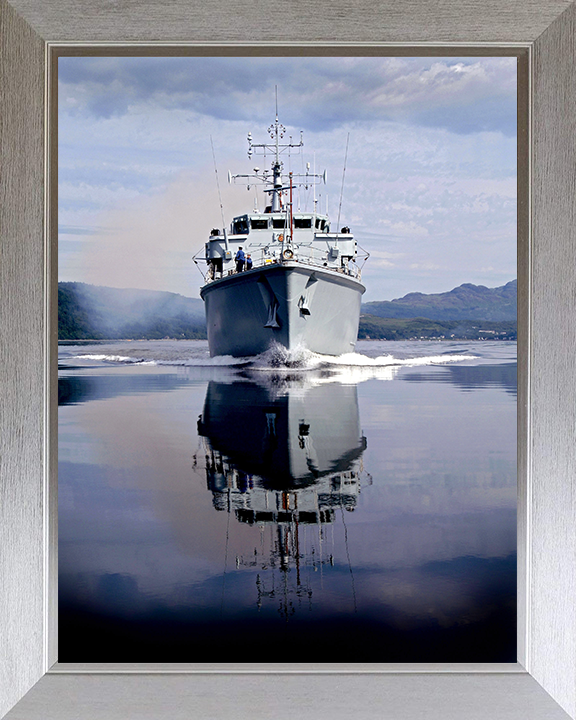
200, 259, 365, 298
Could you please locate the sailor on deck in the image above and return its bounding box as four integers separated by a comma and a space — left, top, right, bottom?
235, 247, 246, 273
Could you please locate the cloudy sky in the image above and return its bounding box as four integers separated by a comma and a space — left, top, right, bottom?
58, 56, 517, 302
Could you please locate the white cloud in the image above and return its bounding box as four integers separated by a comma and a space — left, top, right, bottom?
58, 56, 516, 300
410, 263, 442, 271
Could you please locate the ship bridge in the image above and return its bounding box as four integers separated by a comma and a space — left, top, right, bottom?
230, 213, 329, 234
203, 211, 360, 282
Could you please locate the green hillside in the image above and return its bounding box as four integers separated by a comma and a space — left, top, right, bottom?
358, 315, 517, 341
58, 283, 206, 340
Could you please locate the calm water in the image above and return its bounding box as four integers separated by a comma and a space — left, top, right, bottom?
58, 339, 517, 662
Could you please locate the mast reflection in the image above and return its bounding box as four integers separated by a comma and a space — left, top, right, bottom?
197, 375, 368, 618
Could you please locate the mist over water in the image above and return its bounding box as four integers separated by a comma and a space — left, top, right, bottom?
59, 339, 517, 662
59, 171, 253, 298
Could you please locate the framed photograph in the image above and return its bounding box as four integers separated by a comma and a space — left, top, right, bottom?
1, 1, 576, 719
56, 51, 519, 667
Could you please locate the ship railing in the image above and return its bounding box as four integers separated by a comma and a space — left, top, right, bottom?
268, 247, 362, 280
256, 246, 363, 280
204, 249, 362, 282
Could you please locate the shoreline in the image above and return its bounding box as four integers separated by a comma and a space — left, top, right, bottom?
57, 336, 517, 344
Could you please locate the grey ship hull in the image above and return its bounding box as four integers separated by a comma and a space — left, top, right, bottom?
200, 262, 365, 357
199, 379, 366, 488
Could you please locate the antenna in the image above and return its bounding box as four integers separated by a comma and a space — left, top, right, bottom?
336, 132, 350, 238
313, 152, 317, 213
210, 135, 226, 229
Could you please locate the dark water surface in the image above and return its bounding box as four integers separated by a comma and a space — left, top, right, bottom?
58, 340, 517, 662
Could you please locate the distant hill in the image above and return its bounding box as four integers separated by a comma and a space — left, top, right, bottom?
58, 283, 206, 340
362, 280, 517, 322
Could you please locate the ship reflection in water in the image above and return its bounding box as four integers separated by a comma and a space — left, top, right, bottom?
58, 340, 517, 663
198, 378, 367, 618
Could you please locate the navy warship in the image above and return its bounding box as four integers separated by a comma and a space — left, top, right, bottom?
198, 112, 366, 357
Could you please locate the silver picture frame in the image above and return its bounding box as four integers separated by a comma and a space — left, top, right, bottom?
1, 1, 575, 717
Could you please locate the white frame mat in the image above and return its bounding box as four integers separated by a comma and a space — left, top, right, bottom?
1, 1, 576, 718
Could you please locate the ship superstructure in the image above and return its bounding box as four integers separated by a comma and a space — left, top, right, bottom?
198, 111, 366, 357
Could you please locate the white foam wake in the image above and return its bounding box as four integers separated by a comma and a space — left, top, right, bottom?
323, 351, 477, 368
248, 342, 476, 372
68, 343, 477, 382
74, 354, 149, 364
73, 352, 248, 368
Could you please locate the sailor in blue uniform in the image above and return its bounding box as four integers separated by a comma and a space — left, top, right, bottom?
235, 247, 245, 273
246, 254, 253, 271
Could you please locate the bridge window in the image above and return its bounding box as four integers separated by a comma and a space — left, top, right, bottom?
232, 217, 249, 235
251, 218, 269, 230
294, 218, 312, 229
272, 218, 286, 229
